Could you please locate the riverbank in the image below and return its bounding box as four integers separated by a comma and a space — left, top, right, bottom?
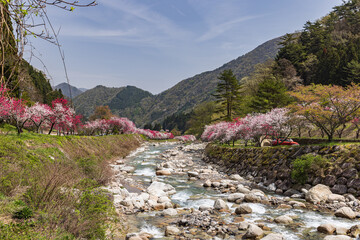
108, 142, 360, 240
0, 129, 143, 239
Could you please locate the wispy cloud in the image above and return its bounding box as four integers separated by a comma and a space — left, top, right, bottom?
197, 15, 261, 42
62, 28, 138, 38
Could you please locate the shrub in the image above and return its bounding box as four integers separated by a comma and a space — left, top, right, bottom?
12, 206, 33, 220
291, 154, 327, 184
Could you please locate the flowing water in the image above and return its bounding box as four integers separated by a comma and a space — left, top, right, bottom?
124, 143, 358, 240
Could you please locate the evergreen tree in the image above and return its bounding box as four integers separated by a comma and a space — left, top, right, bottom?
213, 69, 242, 121
249, 76, 292, 113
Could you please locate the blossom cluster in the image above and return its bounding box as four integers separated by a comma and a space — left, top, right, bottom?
201, 108, 291, 146
0, 86, 80, 134
174, 135, 196, 142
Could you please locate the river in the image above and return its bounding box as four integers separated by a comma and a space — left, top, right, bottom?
111, 142, 359, 240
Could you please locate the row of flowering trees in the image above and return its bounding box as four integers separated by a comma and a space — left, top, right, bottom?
202, 84, 360, 144
201, 108, 291, 146
0, 86, 178, 140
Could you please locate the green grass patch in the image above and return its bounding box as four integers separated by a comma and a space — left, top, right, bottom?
291, 154, 328, 184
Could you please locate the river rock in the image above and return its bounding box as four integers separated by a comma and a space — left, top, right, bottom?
347, 224, 360, 237
243, 224, 264, 239
335, 226, 348, 235
188, 171, 199, 178
274, 215, 293, 224
239, 222, 250, 230
235, 204, 252, 214
323, 236, 352, 240
199, 205, 213, 211
157, 196, 170, 203
305, 184, 332, 203
147, 181, 176, 197
261, 233, 284, 240
212, 182, 221, 188
288, 201, 306, 208
163, 208, 178, 216
334, 207, 356, 219
203, 180, 212, 187
165, 226, 181, 236
230, 174, 244, 181
156, 169, 172, 176
244, 193, 262, 203
214, 199, 229, 210
228, 193, 245, 202
317, 223, 336, 234
238, 185, 251, 194
327, 194, 346, 203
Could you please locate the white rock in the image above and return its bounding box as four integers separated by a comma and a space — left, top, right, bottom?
243, 224, 264, 239
230, 174, 244, 181
274, 215, 293, 224
214, 199, 229, 210
162, 208, 178, 216
335, 207, 356, 219
261, 233, 285, 240
305, 184, 332, 203
327, 194, 346, 203
323, 236, 352, 240
165, 226, 181, 236
147, 181, 176, 197
228, 193, 245, 202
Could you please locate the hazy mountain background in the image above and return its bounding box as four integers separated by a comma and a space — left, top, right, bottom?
73, 36, 282, 125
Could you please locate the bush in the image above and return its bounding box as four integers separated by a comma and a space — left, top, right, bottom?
291, 154, 327, 184
12, 206, 33, 220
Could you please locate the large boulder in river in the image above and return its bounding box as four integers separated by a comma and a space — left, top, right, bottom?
305, 184, 332, 203
228, 193, 245, 202
156, 169, 172, 176
235, 204, 252, 214
317, 223, 336, 234
274, 215, 293, 224
147, 181, 176, 197
334, 207, 357, 219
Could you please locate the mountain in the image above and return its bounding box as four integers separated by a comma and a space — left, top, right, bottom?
74, 36, 281, 126
54, 82, 84, 98
73, 85, 153, 120
79, 88, 88, 92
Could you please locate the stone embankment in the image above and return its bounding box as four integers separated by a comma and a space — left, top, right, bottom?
204, 144, 360, 197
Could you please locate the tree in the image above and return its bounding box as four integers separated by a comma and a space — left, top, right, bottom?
289, 84, 360, 141
89, 105, 113, 121
249, 76, 292, 113
213, 69, 242, 121
187, 101, 216, 137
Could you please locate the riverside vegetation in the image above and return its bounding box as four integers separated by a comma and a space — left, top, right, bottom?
0, 124, 143, 239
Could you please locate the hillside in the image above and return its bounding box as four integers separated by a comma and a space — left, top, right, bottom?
54, 82, 84, 98
73, 85, 153, 120
74, 36, 281, 125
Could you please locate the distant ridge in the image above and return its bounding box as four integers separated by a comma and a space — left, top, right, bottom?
54, 82, 84, 98
74, 36, 282, 125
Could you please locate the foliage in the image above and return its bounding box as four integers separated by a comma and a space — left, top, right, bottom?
186, 101, 216, 137
89, 105, 114, 121
291, 154, 328, 184
213, 69, 242, 121
276, 0, 360, 86
12, 206, 33, 220
162, 111, 192, 133
289, 84, 360, 141
248, 75, 292, 113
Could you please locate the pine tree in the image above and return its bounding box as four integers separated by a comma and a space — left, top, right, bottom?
213, 69, 242, 121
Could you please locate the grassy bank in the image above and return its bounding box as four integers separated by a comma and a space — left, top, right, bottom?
0, 125, 143, 239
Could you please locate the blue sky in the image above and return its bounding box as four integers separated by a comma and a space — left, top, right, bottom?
28, 0, 343, 94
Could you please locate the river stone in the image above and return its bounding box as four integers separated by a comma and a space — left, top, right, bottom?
335, 226, 348, 235
214, 199, 229, 210
147, 181, 176, 197
188, 171, 199, 178
235, 204, 252, 215
199, 205, 213, 211
203, 180, 212, 187
268, 183, 276, 191
165, 226, 181, 236
230, 174, 244, 181
274, 215, 293, 224
239, 222, 250, 230
156, 169, 172, 176
335, 207, 356, 219
317, 223, 336, 234
288, 201, 306, 208
347, 224, 360, 237
243, 224, 264, 239
305, 184, 332, 203
153, 203, 165, 211
331, 185, 348, 195
212, 182, 221, 188
284, 189, 300, 197
157, 196, 170, 203
238, 186, 251, 194
323, 236, 352, 240
244, 193, 262, 203
327, 194, 346, 203
261, 233, 284, 240
228, 193, 245, 202
163, 208, 178, 216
